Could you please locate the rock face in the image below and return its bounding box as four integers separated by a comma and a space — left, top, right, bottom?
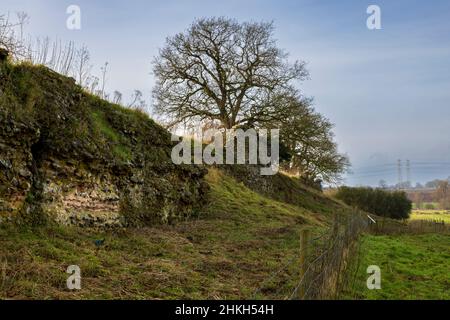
0, 63, 208, 227
0, 114, 39, 221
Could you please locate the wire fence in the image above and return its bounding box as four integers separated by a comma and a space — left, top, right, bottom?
369, 218, 449, 235
289, 212, 368, 300
251, 229, 324, 299
252, 210, 450, 300
252, 210, 369, 300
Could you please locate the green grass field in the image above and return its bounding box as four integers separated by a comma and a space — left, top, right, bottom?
344, 233, 450, 300
410, 210, 450, 223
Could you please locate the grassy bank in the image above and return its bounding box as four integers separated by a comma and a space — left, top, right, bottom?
0, 169, 333, 300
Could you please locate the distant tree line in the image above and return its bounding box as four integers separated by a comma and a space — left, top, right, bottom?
410, 179, 450, 210
379, 176, 450, 191
335, 187, 412, 220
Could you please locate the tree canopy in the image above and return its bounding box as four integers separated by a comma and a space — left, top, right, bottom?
153, 17, 308, 129
272, 95, 350, 185
153, 17, 350, 185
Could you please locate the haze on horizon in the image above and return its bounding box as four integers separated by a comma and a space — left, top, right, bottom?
2, 0, 449, 186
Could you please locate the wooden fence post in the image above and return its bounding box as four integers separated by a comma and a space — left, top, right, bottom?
298, 228, 310, 299
332, 213, 339, 237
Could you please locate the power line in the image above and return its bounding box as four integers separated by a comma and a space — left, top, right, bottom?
350, 161, 450, 175
352, 161, 450, 171
349, 167, 450, 178
397, 159, 403, 187
406, 160, 411, 185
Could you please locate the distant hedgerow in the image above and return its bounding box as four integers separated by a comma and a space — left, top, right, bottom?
335, 187, 412, 220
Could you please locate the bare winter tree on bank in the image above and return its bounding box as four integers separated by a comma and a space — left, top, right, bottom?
153, 17, 308, 129
153, 17, 349, 185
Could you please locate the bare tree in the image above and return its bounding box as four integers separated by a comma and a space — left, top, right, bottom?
30, 37, 76, 76
100, 61, 109, 99
435, 181, 450, 210
59, 41, 75, 76
128, 90, 148, 112
0, 13, 27, 58
88, 75, 99, 94
412, 192, 423, 209
153, 17, 308, 129
74, 45, 92, 87
128, 90, 142, 108
32, 36, 50, 64
112, 90, 123, 105
15, 11, 29, 41
276, 96, 350, 185
379, 180, 388, 189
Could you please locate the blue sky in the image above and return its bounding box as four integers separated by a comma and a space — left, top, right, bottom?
2, 0, 450, 186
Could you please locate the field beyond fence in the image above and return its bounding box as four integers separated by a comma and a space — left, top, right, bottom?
341, 211, 449, 300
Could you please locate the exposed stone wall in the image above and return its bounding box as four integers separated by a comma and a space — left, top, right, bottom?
0, 63, 208, 227
0, 114, 39, 221
39, 159, 122, 227
0, 122, 208, 227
